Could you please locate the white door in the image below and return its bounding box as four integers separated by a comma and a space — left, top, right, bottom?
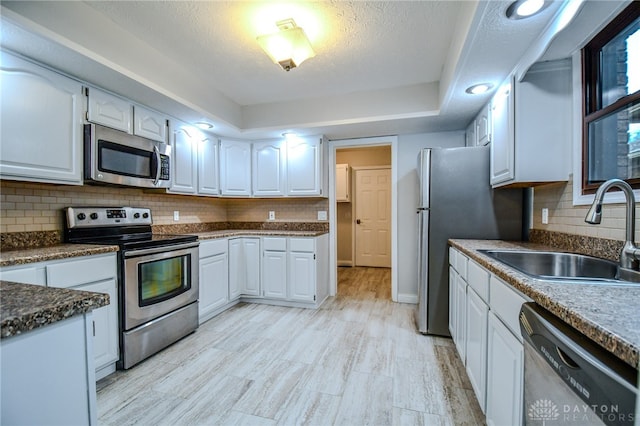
87, 87, 133, 133
354, 168, 391, 267
228, 239, 243, 300
198, 136, 220, 196
220, 139, 252, 196
286, 136, 322, 196
199, 252, 229, 321
242, 238, 261, 296
288, 251, 315, 302
133, 105, 167, 143
262, 251, 287, 299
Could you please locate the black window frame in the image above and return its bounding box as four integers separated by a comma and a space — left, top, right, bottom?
582, 2, 640, 194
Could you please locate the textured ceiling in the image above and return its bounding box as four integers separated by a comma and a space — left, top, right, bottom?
82, 1, 461, 107
0, 1, 629, 139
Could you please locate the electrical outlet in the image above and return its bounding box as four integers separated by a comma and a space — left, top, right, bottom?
541, 208, 549, 225
173, 211, 180, 221
268, 211, 275, 220
318, 210, 327, 221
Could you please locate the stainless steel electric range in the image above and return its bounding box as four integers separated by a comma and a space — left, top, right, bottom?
65, 207, 199, 369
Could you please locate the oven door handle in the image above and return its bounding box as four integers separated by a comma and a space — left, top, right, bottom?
152, 145, 162, 186
123, 241, 199, 258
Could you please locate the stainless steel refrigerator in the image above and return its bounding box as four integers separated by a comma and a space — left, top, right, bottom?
415, 146, 523, 336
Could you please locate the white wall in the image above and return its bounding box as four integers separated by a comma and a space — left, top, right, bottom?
395, 131, 465, 302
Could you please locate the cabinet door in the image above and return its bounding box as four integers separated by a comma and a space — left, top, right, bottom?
262, 251, 287, 299
335, 164, 350, 202
486, 312, 523, 426
75, 279, 119, 371
0, 52, 83, 184
490, 79, 515, 185
448, 266, 457, 340
87, 87, 133, 133
465, 287, 488, 412
228, 239, 243, 300
252, 140, 286, 197
477, 104, 491, 146
170, 127, 198, 194
198, 136, 220, 196
288, 251, 315, 302
465, 119, 477, 147
199, 252, 229, 321
242, 238, 261, 296
134, 105, 167, 143
286, 136, 323, 196
220, 139, 252, 196
454, 274, 467, 361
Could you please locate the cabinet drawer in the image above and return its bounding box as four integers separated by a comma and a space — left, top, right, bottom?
489, 275, 530, 340
263, 237, 287, 251
468, 260, 490, 302
289, 238, 314, 252
199, 239, 228, 258
47, 254, 117, 288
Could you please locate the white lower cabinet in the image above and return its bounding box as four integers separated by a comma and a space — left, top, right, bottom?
449, 246, 529, 425
199, 239, 229, 324
486, 311, 523, 426
0, 253, 119, 380
262, 237, 288, 299
288, 250, 315, 302
465, 287, 488, 412
228, 237, 261, 299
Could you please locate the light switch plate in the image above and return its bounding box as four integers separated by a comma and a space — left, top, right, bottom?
318, 210, 327, 221
541, 208, 549, 224
268, 211, 275, 220
173, 211, 180, 221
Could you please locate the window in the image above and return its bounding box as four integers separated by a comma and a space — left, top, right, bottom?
582, 2, 640, 194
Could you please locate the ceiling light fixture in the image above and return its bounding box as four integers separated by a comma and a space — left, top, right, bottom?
465, 83, 494, 95
506, 0, 548, 19
194, 121, 214, 130
257, 18, 315, 72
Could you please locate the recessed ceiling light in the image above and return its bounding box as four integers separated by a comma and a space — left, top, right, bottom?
465, 83, 494, 95
194, 121, 213, 130
506, 0, 548, 19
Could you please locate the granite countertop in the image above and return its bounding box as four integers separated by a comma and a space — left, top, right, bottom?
0, 244, 119, 268
192, 229, 328, 240
1, 281, 110, 338
449, 239, 640, 368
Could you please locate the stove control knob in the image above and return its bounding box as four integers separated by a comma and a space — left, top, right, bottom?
134, 213, 140, 219
77, 213, 86, 220
90, 213, 99, 220
142, 212, 149, 219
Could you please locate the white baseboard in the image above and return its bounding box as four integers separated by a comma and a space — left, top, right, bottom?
397, 293, 418, 304
337, 260, 353, 267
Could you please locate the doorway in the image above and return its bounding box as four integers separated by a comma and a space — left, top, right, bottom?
333, 145, 393, 299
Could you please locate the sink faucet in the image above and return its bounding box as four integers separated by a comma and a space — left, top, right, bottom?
585, 178, 640, 270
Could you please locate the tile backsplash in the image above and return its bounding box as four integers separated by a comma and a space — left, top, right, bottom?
0, 181, 329, 233
532, 176, 640, 242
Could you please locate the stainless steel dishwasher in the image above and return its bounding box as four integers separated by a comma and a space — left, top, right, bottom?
519, 303, 637, 425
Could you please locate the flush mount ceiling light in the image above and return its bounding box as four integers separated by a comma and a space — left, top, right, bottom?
506, 0, 549, 19
257, 18, 315, 72
194, 121, 214, 130
465, 83, 494, 95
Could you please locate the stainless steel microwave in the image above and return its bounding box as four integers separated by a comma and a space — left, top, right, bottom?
84, 123, 171, 189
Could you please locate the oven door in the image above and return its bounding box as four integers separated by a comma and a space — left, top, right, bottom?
123, 242, 199, 330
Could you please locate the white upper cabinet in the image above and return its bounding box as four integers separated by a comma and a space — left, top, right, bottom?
86, 87, 133, 134
252, 140, 286, 197
0, 51, 83, 185
476, 104, 491, 146
134, 105, 168, 143
170, 125, 198, 194
87, 87, 168, 143
335, 163, 350, 202
220, 139, 252, 196
286, 135, 327, 197
198, 136, 220, 196
465, 119, 477, 147
490, 59, 572, 187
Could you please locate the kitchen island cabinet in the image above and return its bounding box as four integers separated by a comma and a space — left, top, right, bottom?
1, 280, 109, 425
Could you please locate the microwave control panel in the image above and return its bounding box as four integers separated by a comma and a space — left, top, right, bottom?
159, 154, 170, 181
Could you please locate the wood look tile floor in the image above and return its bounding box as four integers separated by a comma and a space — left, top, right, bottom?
97, 267, 485, 425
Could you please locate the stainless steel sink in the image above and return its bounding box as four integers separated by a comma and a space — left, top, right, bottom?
479, 250, 640, 285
